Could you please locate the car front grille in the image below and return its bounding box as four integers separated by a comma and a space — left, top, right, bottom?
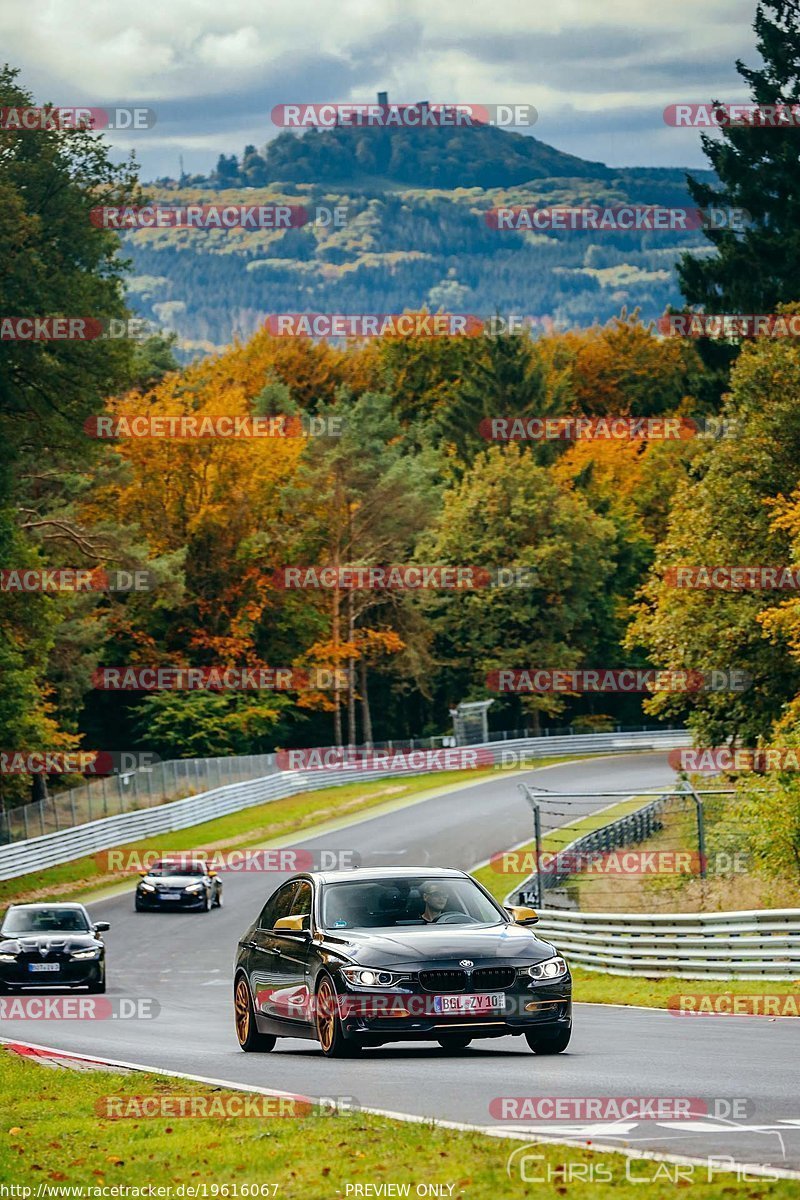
472, 967, 516, 991
419, 969, 467, 993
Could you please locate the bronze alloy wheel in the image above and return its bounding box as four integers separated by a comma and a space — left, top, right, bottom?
234, 977, 250, 1044
316, 976, 336, 1051
315, 975, 359, 1057
234, 975, 276, 1052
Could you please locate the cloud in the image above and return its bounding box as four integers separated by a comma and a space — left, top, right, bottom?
0, 0, 763, 176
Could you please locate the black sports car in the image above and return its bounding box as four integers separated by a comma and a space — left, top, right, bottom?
135, 859, 223, 912
0, 903, 109, 993
233, 867, 571, 1057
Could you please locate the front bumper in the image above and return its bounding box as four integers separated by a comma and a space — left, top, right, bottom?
336, 981, 572, 1042
137, 889, 207, 909
0, 959, 104, 989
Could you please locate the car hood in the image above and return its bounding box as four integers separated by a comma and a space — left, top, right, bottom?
0, 933, 101, 954
319, 923, 559, 967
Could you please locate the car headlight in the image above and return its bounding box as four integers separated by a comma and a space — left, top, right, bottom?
185, 882, 205, 893
341, 967, 400, 988
0, 952, 17, 962
526, 956, 568, 981
139, 882, 156, 893
71, 947, 100, 960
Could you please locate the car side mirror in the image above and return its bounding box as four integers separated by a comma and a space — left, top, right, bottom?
94, 921, 111, 933
505, 905, 538, 926
274, 915, 309, 934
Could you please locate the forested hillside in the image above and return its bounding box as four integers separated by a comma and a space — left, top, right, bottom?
126, 124, 714, 353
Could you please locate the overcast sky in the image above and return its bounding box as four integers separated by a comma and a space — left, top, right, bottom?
4, 0, 762, 179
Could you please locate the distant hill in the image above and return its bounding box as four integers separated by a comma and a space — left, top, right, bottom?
130, 122, 714, 356
220, 123, 614, 190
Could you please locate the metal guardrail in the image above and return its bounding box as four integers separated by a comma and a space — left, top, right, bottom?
0, 728, 689, 882
529, 907, 800, 980
0, 723, 678, 846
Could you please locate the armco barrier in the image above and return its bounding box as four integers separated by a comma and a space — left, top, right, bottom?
0, 729, 688, 883
528, 907, 800, 980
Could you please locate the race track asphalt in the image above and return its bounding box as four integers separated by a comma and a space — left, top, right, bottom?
2, 753, 798, 1175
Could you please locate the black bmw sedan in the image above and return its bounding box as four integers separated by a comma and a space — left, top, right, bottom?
0, 903, 109, 993
135, 859, 223, 912
233, 867, 571, 1057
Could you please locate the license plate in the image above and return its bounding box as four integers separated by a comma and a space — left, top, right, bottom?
28, 962, 60, 973
433, 992, 504, 1015
161, 891, 181, 899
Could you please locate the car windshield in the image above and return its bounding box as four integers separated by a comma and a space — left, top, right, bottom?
2, 908, 90, 934
147, 862, 206, 876
321, 877, 505, 930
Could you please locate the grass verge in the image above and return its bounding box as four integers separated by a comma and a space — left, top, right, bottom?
0, 1049, 795, 1197
570, 966, 800, 1008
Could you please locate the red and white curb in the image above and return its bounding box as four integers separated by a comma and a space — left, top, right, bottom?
4, 1040, 131, 1072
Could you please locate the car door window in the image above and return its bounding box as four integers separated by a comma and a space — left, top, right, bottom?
259, 881, 297, 929
289, 881, 313, 930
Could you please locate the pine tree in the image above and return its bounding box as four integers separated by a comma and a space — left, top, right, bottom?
678, 2, 800, 313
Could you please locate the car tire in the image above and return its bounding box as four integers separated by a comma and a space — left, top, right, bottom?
234, 975, 276, 1053
316, 974, 360, 1058
525, 1026, 571, 1054
436, 1034, 472, 1052
135, 898, 145, 912
87, 972, 106, 994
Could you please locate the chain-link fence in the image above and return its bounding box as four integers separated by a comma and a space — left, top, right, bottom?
0, 755, 277, 845
509, 787, 740, 913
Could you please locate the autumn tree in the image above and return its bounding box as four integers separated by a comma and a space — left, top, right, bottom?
627, 323, 800, 744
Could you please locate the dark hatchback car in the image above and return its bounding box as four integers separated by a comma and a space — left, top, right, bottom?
0, 903, 109, 993
135, 859, 223, 912
234, 867, 571, 1057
